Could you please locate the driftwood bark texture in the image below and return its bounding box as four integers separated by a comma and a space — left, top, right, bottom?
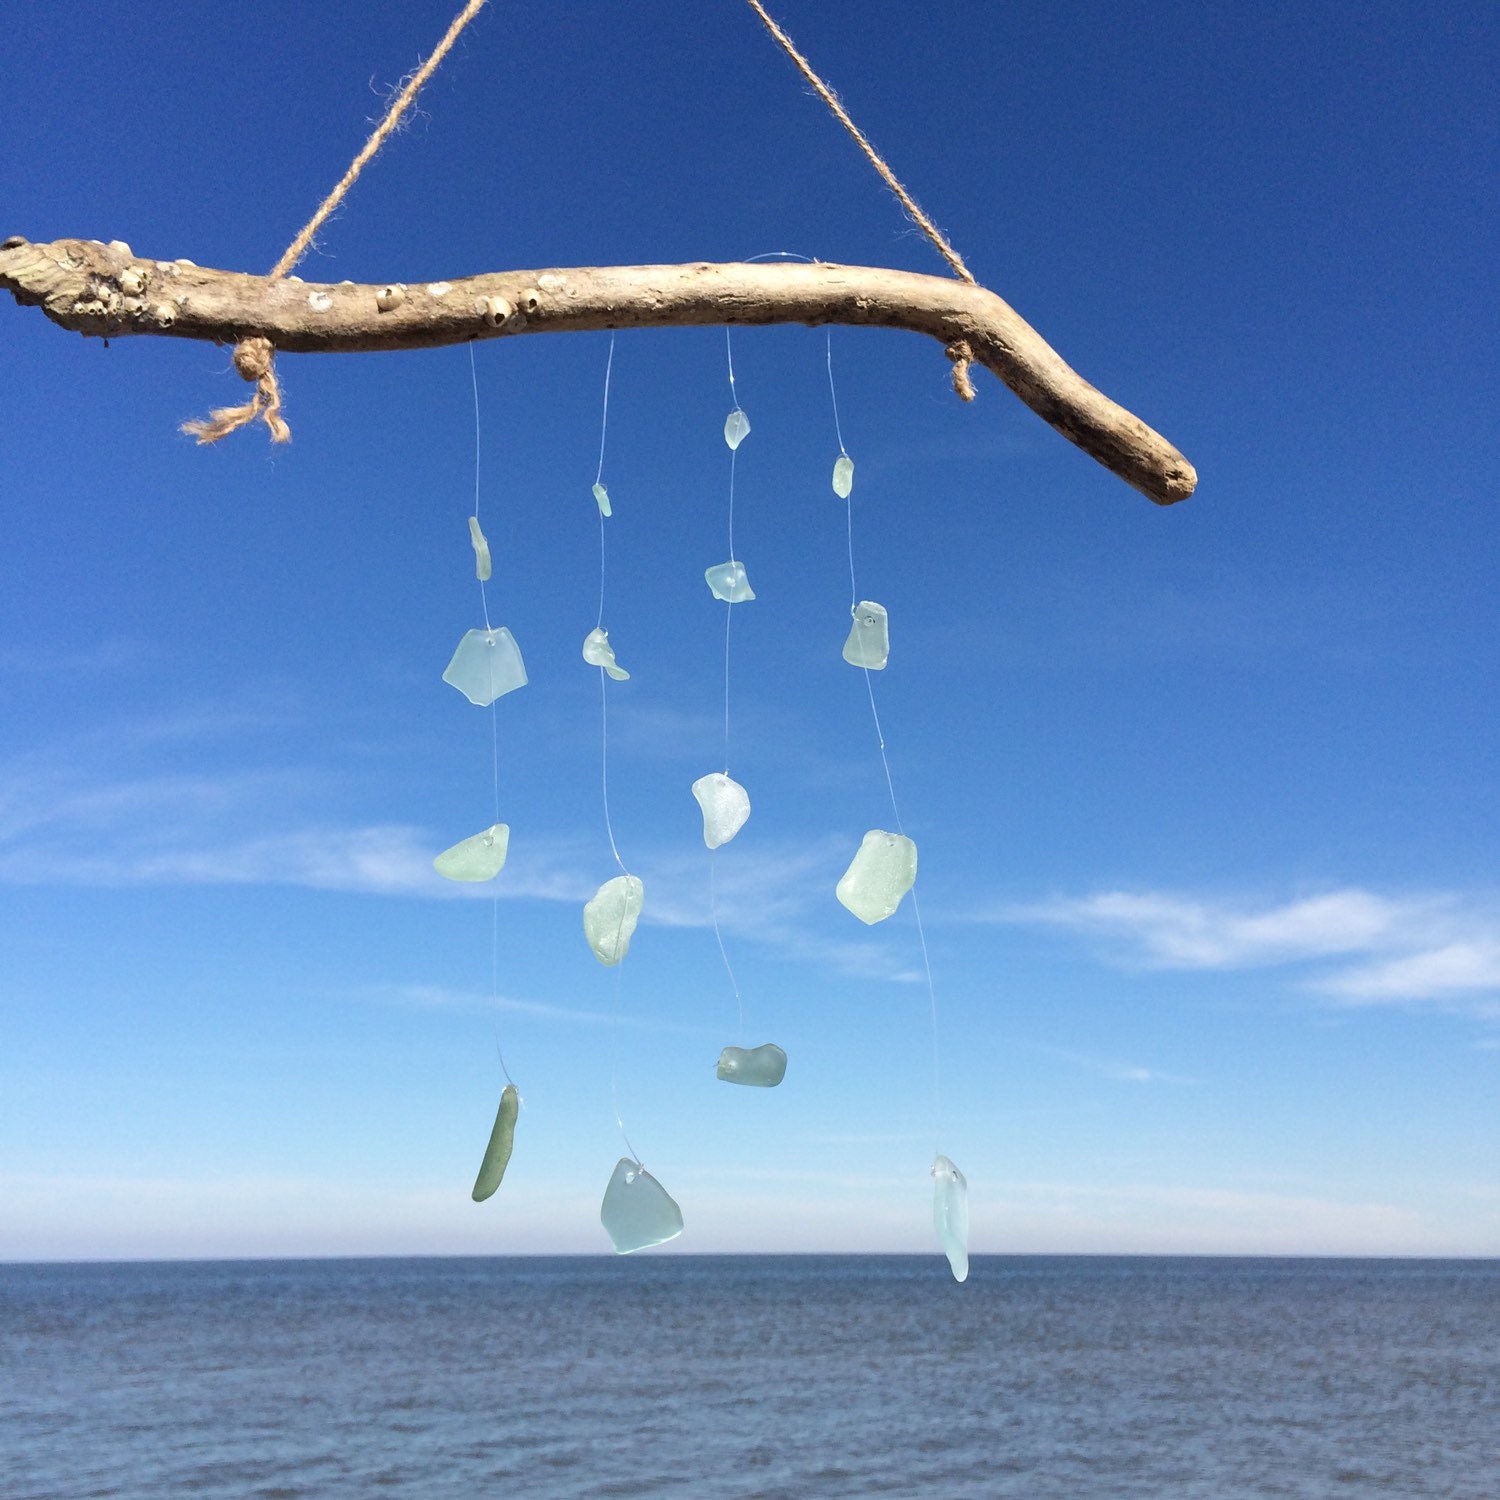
0, 235, 1196, 505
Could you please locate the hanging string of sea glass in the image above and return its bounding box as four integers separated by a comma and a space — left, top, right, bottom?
583, 334, 685, 1254
827, 331, 969, 1282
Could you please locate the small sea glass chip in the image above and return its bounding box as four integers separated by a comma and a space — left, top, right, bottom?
723, 408, 751, 450
832, 453, 854, 499
468, 515, 492, 581
716, 1043, 787, 1088
836, 829, 917, 924
471, 1084, 519, 1202
600, 1158, 684, 1254
842, 600, 889, 670
705, 560, 755, 602
592, 482, 612, 518
583, 627, 630, 681
932, 1154, 970, 1283
691, 772, 750, 848
583, 874, 645, 965
434, 822, 510, 882
443, 627, 528, 707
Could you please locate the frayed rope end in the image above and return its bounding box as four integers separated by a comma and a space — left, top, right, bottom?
945, 339, 976, 403
182, 337, 291, 445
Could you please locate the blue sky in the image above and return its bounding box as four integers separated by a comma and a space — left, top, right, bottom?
2, 0, 1496, 1262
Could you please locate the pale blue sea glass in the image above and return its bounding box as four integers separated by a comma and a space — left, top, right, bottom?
932, 1154, 970, 1282
583, 874, 644, 965
842, 600, 889, 670
723, 408, 751, 450
691, 772, 750, 848
471, 1084, 518, 1202
832, 453, 854, 499
468, 515, 491, 581
583, 627, 630, 681
433, 822, 510, 882
716, 1043, 787, 1087
600, 1158, 684, 1253
705, 560, 755, 602
443, 627, 527, 707
592, 482, 612, 517
836, 830, 917, 924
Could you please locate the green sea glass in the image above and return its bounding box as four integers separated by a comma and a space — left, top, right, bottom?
842, 600, 889, 670
691, 772, 750, 848
582, 626, 629, 681
832, 453, 854, 499
433, 822, 510, 882
467, 515, 492, 581
471, 1084, 519, 1201
443, 627, 528, 707
836, 829, 917, 924
600, 1157, 684, 1254
716, 1043, 787, 1087
583, 874, 644, 965
592, 482, 612, 518
723, 408, 751, 450
932, 1154, 970, 1282
705, 560, 755, 602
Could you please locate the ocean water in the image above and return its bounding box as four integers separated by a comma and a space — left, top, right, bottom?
3, 1255, 1497, 1498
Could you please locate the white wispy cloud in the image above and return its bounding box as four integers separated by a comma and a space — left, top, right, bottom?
360, 981, 713, 1034
1030, 1042, 1199, 1086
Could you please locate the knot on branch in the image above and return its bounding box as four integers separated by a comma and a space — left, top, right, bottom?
181, 336, 290, 445
945, 339, 976, 402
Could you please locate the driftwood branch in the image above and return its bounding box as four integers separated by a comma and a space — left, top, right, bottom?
1, 235, 1195, 505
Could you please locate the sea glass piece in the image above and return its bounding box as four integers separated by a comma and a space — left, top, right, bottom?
842, 600, 889, 670
836, 829, 917, 924
583, 627, 630, 681
705, 560, 755, 602
433, 822, 510, 882
583, 874, 645, 965
932, 1154, 970, 1282
600, 1158, 684, 1254
691, 772, 750, 848
467, 515, 492, 581
832, 453, 854, 499
723, 408, 751, 450
443, 627, 528, 707
716, 1043, 787, 1088
592, 482, 612, 518
471, 1084, 519, 1201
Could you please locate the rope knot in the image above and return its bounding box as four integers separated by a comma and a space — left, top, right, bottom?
945, 340, 976, 402
181, 336, 289, 446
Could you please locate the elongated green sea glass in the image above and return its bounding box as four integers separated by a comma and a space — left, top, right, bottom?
716, 1043, 787, 1087
471, 1084, 519, 1201
836, 829, 917, 924
468, 515, 492, 581
723, 408, 751, 450
601, 1158, 684, 1253
691, 772, 750, 848
433, 822, 510, 882
842, 600, 889, 670
592, 482, 612, 518
583, 627, 629, 681
583, 874, 644, 965
832, 453, 854, 499
932, 1154, 969, 1282
443, 627, 528, 707
705, 560, 755, 602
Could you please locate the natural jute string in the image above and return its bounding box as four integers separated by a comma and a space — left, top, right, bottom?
183, 0, 490, 444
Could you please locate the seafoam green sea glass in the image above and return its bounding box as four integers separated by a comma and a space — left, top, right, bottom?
716, 1043, 787, 1088
433, 822, 510, 882
583, 874, 644, 965
600, 1158, 684, 1254
471, 1084, 519, 1202
932, 1154, 970, 1282
468, 515, 492, 581
592, 482, 612, 518
443, 627, 528, 707
842, 600, 889, 670
723, 408, 751, 450
836, 829, 917, 924
832, 453, 854, 499
705, 560, 755, 602
583, 627, 629, 681
691, 772, 750, 848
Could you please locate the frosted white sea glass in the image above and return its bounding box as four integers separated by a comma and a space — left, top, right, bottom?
832, 453, 854, 499
600, 1158, 684, 1253
691, 772, 750, 848
468, 515, 492, 581
583, 627, 630, 681
836, 829, 917, 924
705, 560, 755, 602
583, 874, 645, 965
443, 627, 528, 707
433, 823, 510, 882
471, 1084, 519, 1202
842, 600, 889, 670
932, 1154, 970, 1282
723, 408, 751, 450
592, 482, 612, 518
716, 1043, 787, 1088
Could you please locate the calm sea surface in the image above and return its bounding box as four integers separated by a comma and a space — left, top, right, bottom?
3, 1255, 1497, 1498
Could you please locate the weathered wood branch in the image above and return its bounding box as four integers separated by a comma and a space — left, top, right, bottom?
1, 235, 1195, 505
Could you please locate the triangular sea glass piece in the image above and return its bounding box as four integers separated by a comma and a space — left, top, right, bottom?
471, 1084, 519, 1202
836, 829, 917, 924
583, 627, 630, 681
600, 1158, 684, 1253
691, 772, 750, 848
723, 408, 751, 450
592, 482, 612, 518
433, 822, 510, 882
468, 515, 492, 581
716, 1043, 787, 1088
832, 453, 854, 499
842, 600, 889, 670
583, 874, 644, 965
705, 560, 755, 602
443, 627, 528, 707
932, 1154, 970, 1282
